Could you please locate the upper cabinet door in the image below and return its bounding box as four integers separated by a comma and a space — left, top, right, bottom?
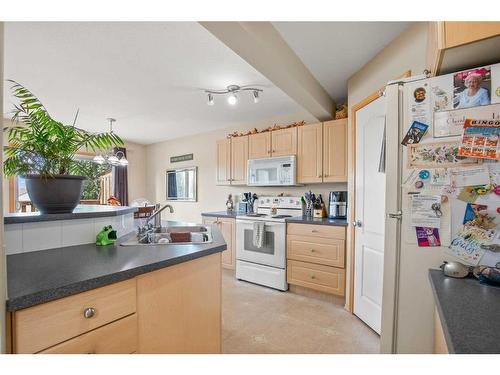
271, 127, 297, 157
231, 136, 248, 185
443, 22, 500, 48
216, 138, 231, 185
323, 119, 347, 183
248, 132, 271, 159
297, 123, 323, 184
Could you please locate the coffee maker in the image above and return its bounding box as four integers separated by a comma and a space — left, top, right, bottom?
328, 191, 347, 219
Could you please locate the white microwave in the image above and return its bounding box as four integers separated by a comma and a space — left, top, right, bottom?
247, 155, 296, 186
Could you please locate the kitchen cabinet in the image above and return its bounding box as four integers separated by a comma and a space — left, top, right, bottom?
248, 132, 271, 159
12, 278, 136, 354
40, 314, 137, 354
9, 254, 222, 354
203, 216, 235, 269
297, 123, 323, 183
427, 22, 500, 76
137, 253, 221, 353
434, 308, 449, 354
216, 138, 231, 185
231, 135, 248, 185
248, 127, 296, 159
218, 119, 346, 185
271, 127, 297, 156
286, 223, 346, 296
323, 119, 347, 183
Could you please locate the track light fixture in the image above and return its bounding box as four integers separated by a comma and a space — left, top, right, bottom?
205, 85, 263, 106
207, 93, 214, 106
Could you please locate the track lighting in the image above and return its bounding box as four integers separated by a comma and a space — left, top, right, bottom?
227, 93, 238, 105
253, 90, 260, 103
204, 85, 263, 106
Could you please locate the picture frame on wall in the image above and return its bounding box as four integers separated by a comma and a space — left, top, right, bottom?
407, 141, 482, 168
433, 103, 500, 138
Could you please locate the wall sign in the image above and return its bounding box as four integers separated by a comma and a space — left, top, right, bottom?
170, 153, 194, 163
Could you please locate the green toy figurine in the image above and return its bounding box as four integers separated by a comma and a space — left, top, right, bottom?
96, 225, 118, 246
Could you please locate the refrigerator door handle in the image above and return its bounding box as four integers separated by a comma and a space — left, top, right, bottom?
387, 211, 403, 220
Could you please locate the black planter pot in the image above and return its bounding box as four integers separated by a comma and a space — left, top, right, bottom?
24, 175, 86, 214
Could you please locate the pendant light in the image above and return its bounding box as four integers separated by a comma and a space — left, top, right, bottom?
92, 118, 128, 167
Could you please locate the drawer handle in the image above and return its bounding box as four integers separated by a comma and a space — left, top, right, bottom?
83, 307, 96, 319
311, 229, 319, 233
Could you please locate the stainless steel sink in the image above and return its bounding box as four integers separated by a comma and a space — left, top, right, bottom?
120, 225, 213, 246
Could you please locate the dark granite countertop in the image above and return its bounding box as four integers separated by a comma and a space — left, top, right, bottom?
285, 216, 348, 226
429, 269, 500, 354
6, 222, 226, 312
5, 205, 138, 224
201, 211, 238, 218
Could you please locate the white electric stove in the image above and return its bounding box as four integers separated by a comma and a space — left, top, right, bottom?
235, 196, 302, 291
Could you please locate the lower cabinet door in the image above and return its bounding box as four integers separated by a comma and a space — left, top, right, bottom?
137, 253, 222, 353
287, 260, 345, 296
219, 218, 235, 269
40, 314, 137, 354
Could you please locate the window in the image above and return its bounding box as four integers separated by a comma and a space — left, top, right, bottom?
8, 154, 113, 213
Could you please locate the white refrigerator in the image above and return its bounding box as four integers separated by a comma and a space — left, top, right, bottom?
381, 62, 500, 353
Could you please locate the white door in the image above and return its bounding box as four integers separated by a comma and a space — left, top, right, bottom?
354, 96, 386, 334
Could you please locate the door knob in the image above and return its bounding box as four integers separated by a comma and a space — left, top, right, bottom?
352, 220, 362, 227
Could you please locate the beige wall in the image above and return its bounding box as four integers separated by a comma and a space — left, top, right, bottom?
145, 112, 347, 224
346, 22, 429, 353
1, 21, 6, 353
123, 141, 147, 203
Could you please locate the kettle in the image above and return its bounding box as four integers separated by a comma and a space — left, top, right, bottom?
440, 261, 472, 278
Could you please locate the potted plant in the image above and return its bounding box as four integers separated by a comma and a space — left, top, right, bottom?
3, 80, 124, 214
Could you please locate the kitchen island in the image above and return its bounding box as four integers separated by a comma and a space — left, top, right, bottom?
429, 269, 500, 354
6, 216, 226, 354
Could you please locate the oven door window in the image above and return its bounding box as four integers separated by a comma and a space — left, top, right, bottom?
243, 229, 275, 255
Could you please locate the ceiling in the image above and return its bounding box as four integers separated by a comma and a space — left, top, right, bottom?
273, 22, 412, 103
3, 22, 315, 144
4, 22, 412, 144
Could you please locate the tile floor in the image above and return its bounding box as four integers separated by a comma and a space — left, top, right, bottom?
222, 269, 380, 354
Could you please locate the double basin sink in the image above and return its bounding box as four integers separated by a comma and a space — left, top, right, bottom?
120, 225, 213, 246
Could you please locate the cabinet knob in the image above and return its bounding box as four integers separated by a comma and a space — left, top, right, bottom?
83, 307, 96, 319
311, 275, 316, 280
310, 249, 315, 253
324, 174, 329, 177
311, 229, 318, 233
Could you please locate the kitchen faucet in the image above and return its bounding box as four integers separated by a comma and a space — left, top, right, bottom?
137, 203, 174, 243
147, 203, 174, 229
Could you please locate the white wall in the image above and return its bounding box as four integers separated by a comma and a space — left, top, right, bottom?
346, 22, 430, 353
145, 112, 347, 223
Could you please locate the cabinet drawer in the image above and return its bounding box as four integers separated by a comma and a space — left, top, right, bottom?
287, 260, 345, 296
287, 235, 345, 268
14, 278, 137, 353
287, 223, 345, 240
40, 314, 137, 354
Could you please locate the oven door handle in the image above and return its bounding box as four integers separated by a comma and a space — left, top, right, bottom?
236, 220, 285, 226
